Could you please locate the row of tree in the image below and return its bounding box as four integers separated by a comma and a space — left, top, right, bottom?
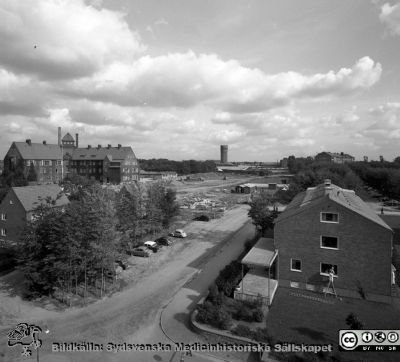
17, 180, 179, 300
139, 158, 216, 175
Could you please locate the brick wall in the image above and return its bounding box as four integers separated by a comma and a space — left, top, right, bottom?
0, 190, 27, 246
275, 198, 393, 297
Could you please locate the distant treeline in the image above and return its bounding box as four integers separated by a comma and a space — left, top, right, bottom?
139, 158, 216, 175
281, 155, 400, 202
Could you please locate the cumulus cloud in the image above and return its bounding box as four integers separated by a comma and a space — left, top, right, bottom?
64, 53, 382, 113
0, 0, 144, 79
365, 102, 400, 139
379, 2, 400, 36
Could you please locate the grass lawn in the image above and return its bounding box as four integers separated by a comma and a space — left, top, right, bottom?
266, 287, 400, 361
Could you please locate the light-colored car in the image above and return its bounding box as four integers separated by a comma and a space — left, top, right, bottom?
144, 241, 157, 248
169, 229, 187, 238
132, 247, 151, 257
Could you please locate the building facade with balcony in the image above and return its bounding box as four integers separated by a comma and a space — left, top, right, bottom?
274, 179, 393, 303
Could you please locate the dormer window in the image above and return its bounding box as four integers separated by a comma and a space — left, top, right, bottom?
321, 212, 339, 223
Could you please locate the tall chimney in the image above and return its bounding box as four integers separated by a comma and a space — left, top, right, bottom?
26, 139, 32, 146
58, 127, 61, 146
117, 144, 121, 149
43, 140, 47, 145
75, 133, 79, 148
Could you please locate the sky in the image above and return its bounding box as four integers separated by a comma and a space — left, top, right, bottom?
1, 0, 400, 162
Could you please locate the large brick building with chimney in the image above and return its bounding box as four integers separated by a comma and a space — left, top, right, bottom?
2, 127, 140, 184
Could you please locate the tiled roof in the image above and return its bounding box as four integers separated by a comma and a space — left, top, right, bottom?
71, 147, 134, 161
62, 133, 75, 141
12, 142, 62, 160
275, 182, 392, 230
12, 184, 69, 212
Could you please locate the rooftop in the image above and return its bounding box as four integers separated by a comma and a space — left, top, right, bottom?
242, 237, 277, 268
12, 142, 62, 160
275, 181, 392, 230
72, 146, 135, 161
62, 133, 75, 142
11, 184, 69, 212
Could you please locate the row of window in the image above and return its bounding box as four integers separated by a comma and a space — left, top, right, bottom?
71, 161, 103, 166
26, 160, 62, 166
1, 213, 6, 221
291, 259, 338, 276
1, 228, 6, 236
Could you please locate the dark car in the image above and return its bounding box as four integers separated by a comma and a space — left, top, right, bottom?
193, 215, 210, 222
132, 247, 151, 257
115, 259, 129, 270
155, 237, 173, 246
147, 244, 161, 253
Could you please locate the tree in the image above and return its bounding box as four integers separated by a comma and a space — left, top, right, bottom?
248, 194, 277, 235
160, 188, 179, 227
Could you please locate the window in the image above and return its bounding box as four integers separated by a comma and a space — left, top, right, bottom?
44, 160, 50, 166
1, 213, 6, 221
321, 212, 339, 223
306, 284, 316, 291
320, 263, 338, 277
321, 236, 338, 249
290, 258, 302, 272
1, 228, 6, 236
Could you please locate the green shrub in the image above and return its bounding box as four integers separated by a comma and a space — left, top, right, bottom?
234, 305, 254, 322
216, 308, 233, 330
253, 327, 270, 343
196, 301, 218, 324
345, 312, 364, 329
253, 308, 264, 322
232, 324, 253, 338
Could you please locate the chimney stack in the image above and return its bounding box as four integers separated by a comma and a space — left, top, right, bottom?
87, 145, 91, 149
43, 140, 47, 145
107, 144, 111, 149
117, 144, 121, 149
26, 139, 32, 146
75, 133, 79, 148
58, 127, 61, 146
97, 144, 101, 149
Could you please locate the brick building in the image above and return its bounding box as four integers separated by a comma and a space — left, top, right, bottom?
315, 151, 355, 164
0, 184, 69, 246
274, 179, 393, 303
70, 144, 139, 183
3, 140, 64, 184
3, 127, 140, 184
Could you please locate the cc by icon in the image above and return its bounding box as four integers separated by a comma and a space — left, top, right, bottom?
340, 331, 358, 350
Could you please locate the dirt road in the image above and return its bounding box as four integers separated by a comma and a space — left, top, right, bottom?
0, 205, 254, 362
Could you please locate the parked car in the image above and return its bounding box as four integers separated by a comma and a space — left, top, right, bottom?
155, 236, 173, 246
169, 229, 187, 238
115, 259, 130, 270
193, 214, 210, 222
132, 247, 151, 257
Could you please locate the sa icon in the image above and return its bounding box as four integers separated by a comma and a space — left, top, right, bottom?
362, 332, 373, 343
341, 332, 358, 350
387, 332, 399, 343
